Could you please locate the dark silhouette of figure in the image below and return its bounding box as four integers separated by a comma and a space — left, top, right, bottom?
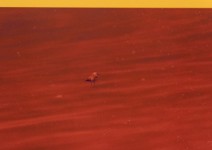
85, 72, 99, 86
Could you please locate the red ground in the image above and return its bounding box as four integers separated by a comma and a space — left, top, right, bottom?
0, 9, 212, 150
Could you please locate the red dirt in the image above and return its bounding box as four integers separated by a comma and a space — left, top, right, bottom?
0, 9, 212, 150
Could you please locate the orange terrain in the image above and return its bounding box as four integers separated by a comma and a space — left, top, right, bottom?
0, 9, 212, 150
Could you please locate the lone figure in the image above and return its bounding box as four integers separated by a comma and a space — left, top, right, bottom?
85, 72, 99, 86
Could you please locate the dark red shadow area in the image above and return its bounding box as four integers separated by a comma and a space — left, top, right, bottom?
0, 9, 212, 150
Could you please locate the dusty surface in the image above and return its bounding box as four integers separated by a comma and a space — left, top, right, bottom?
0, 9, 212, 150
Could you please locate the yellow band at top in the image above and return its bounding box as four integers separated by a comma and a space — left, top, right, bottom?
0, 0, 212, 8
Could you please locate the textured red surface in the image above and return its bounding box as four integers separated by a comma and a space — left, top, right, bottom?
0, 9, 212, 150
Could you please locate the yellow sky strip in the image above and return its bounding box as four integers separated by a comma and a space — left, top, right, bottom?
0, 0, 212, 8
